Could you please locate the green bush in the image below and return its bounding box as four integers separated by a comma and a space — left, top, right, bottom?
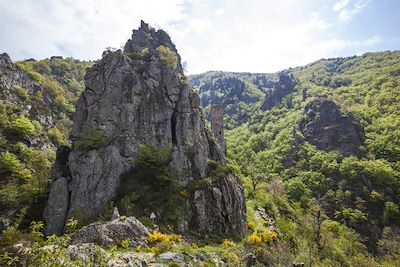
0, 152, 21, 174
14, 87, 29, 100
54, 95, 65, 108
17, 62, 43, 83
157, 45, 178, 69
116, 145, 183, 227
42, 76, 63, 97
48, 127, 68, 146
384, 202, 399, 222
9, 117, 36, 137
75, 129, 106, 151
207, 160, 234, 178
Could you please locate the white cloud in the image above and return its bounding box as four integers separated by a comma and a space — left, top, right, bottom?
0, 0, 186, 60
332, 0, 368, 22
333, 0, 350, 12
171, 0, 376, 74
0, 0, 380, 74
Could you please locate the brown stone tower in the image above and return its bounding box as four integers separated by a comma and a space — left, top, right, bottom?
211, 105, 226, 154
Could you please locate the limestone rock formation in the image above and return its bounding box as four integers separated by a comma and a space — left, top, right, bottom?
45, 21, 246, 238
261, 72, 296, 111
300, 96, 364, 156
71, 217, 150, 247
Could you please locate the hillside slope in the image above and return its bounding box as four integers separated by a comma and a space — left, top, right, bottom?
0, 50, 399, 266
224, 50, 400, 256
0, 53, 92, 231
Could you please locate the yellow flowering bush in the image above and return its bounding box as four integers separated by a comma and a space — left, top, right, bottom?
246, 234, 263, 246
260, 230, 278, 244
148, 231, 182, 253
248, 222, 256, 232
221, 239, 236, 248
120, 239, 131, 249
246, 230, 278, 246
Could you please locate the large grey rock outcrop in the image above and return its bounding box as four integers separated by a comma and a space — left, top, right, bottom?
190, 174, 246, 239
300, 96, 364, 156
45, 21, 246, 238
71, 217, 150, 247
261, 72, 296, 111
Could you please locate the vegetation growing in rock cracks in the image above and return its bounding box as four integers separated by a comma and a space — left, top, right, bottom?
157, 45, 178, 69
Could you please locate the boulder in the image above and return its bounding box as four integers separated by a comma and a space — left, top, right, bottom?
158, 252, 185, 263
191, 174, 246, 239
244, 253, 257, 266
67, 243, 109, 264
106, 252, 151, 267
71, 217, 150, 247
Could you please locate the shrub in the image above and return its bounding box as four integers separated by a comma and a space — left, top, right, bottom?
0, 183, 20, 206
120, 239, 131, 249
260, 230, 278, 245
54, 95, 65, 108
17, 62, 43, 83
148, 232, 182, 244
33, 91, 44, 102
207, 160, 234, 178
0, 252, 19, 266
246, 234, 263, 246
41, 76, 62, 97
14, 87, 29, 100
141, 47, 149, 56
9, 117, 36, 137
116, 145, 184, 227
221, 239, 236, 248
48, 127, 67, 146
224, 252, 240, 264
180, 190, 189, 199
75, 129, 106, 151
248, 222, 256, 232
148, 231, 182, 254
157, 45, 178, 69
384, 202, 399, 222
0, 152, 21, 174
370, 191, 384, 203
246, 231, 277, 247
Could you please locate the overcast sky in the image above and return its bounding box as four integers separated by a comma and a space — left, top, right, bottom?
0, 0, 399, 74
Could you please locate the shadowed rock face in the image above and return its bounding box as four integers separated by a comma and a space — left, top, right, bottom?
261, 72, 296, 111
45, 21, 246, 238
300, 96, 364, 156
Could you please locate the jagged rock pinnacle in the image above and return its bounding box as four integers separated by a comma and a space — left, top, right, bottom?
45, 21, 246, 238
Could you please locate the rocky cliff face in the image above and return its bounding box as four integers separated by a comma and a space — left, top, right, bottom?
300, 96, 364, 156
0, 53, 58, 132
45, 21, 246, 238
261, 72, 296, 111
